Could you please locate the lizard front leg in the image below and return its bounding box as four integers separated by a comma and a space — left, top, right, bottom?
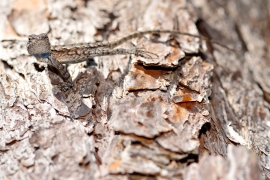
27, 33, 73, 90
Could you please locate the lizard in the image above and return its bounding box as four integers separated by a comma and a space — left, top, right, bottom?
27, 33, 157, 90
27, 30, 232, 90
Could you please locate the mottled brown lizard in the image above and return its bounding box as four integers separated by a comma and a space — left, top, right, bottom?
27, 30, 231, 90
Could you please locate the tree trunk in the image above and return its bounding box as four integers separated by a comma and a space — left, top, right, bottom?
0, 0, 268, 179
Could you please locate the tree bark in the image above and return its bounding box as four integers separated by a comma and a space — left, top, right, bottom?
0, 0, 268, 179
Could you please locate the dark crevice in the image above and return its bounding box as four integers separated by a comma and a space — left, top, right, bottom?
2, 60, 13, 70
79, 155, 92, 168
179, 153, 199, 165
128, 173, 157, 180
134, 63, 178, 71
51, 154, 59, 162
114, 131, 156, 141
184, 51, 207, 60
198, 122, 211, 139
234, 23, 248, 52
196, 18, 234, 54
84, 58, 97, 67
196, 19, 214, 53
87, 131, 93, 136
69, 6, 77, 12
256, 81, 270, 104
33, 62, 45, 72
82, 0, 90, 8
127, 89, 164, 94
18, 72, 25, 79
5, 140, 17, 146
95, 11, 119, 40
94, 148, 102, 166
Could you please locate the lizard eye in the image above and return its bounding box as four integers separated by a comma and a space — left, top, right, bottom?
28, 35, 34, 41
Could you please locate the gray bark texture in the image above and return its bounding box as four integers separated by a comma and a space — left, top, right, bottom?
0, 0, 269, 179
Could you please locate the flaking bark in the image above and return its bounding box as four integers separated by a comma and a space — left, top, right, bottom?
0, 0, 268, 179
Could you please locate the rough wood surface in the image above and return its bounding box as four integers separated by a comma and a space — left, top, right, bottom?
0, 0, 268, 179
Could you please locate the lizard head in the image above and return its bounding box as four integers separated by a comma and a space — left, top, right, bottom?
27, 33, 51, 57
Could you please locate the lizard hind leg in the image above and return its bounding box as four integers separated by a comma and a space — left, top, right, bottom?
126, 40, 159, 59
133, 48, 159, 59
